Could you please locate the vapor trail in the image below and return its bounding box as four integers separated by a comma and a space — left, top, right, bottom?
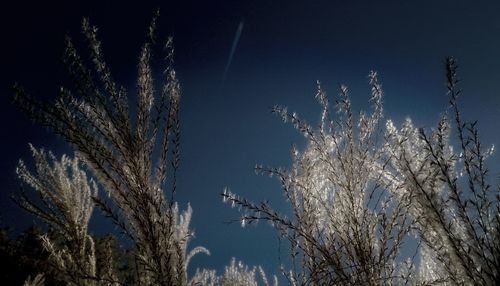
221, 19, 244, 87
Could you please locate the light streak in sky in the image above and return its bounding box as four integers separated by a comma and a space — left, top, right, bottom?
221, 18, 244, 87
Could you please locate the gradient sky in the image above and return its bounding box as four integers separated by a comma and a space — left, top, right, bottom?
2, 0, 500, 279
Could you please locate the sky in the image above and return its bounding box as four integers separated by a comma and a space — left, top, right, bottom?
1, 0, 500, 280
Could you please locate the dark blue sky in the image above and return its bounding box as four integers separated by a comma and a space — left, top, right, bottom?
2, 0, 500, 279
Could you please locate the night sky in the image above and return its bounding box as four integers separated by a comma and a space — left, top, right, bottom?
2, 0, 500, 279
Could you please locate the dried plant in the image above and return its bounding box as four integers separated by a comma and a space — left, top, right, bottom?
218, 258, 277, 286
12, 7, 499, 285
15, 145, 107, 285
23, 273, 46, 286
14, 13, 208, 285
224, 62, 500, 285
190, 258, 277, 286
384, 58, 500, 285
224, 73, 417, 285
